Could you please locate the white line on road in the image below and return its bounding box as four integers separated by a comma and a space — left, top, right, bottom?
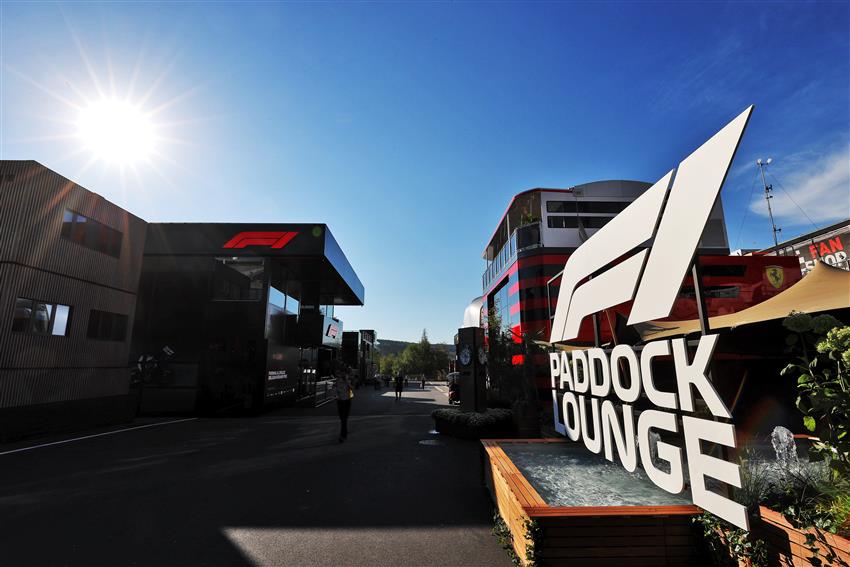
0, 418, 198, 456
434, 386, 448, 395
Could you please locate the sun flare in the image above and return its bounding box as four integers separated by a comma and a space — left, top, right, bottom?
76, 99, 156, 165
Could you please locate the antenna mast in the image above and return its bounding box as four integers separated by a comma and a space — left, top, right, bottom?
757, 158, 781, 247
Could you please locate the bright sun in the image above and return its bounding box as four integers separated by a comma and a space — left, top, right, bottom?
76, 99, 156, 165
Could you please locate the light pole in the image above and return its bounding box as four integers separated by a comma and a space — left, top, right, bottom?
757, 158, 781, 248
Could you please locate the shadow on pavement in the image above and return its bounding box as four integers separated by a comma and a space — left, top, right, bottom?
0, 386, 510, 567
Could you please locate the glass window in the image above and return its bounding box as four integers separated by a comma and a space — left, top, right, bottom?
547, 216, 612, 229
269, 287, 286, 309
87, 310, 128, 341
546, 201, 628, 214
583, 217, 612, 229
11, 297, 72, 336
70, 214, 87, 244
285, 294, 299, 316
213, 258, 265, 301
52, 305, 71, 336
700, 265, 747, 277
12, 298, 32, 332
60, 209, 123, 258
32, 302, 54, 334
60, 210, 75, 239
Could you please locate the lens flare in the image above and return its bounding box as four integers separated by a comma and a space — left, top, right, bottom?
76, 99, 156, 165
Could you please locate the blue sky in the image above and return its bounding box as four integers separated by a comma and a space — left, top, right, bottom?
1, 1, 848, 343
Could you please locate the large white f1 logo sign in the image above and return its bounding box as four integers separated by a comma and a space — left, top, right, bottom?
550, 106, 753, 343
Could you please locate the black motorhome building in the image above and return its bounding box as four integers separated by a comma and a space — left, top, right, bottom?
132, 223, 364, 414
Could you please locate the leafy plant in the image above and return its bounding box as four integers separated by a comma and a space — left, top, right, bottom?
522, 518, 542, 566
491, 510, 541, 567
694, 512, 767, 567
781, 317, 850, 477
773, 314, 850, 564
736, 449, 772, 512
492, 511, 522, 566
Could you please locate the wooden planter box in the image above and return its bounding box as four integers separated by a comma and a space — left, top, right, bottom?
482, 439, 702, 567
752, 506, 850, 566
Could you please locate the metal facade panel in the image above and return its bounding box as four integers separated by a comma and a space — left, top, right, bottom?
0, 161, 147, 293
0, 263, 137, 369
0, 368, 128, 408
0, 161, 144, 408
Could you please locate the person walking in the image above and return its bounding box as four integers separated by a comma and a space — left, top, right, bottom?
334, 369, 353, 442
394, 372, 404, 401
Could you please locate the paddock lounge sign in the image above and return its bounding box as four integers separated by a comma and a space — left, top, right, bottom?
549, 107, 753, 530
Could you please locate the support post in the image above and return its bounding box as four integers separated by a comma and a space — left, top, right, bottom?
691, 260, 711, 336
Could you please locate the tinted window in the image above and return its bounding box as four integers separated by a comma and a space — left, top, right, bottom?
547, 216, 612, 229
213, 258, 265, 301
12, 298, 32, 332
87, 310, 128, 341
547, 201, 628, 214
700, 264, 747, 277
60, 210, 123, 258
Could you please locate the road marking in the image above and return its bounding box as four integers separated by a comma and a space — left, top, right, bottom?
434, 386, 448, 395
0, 418, 198, 456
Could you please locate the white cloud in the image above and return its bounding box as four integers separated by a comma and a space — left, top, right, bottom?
749, 144, 850, 226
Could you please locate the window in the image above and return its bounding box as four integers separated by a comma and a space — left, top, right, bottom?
699, 264, 747, 277
546, 201, 629, 214
60, 210, 123, 258
11, 297, 72, 336
87, 310, 128, 341
213, 258, 265, 301
547, 216, 612, 229
270, 286, 300, 316
679, 286, 740, 299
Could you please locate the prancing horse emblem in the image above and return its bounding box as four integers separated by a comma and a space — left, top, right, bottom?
765, 266, 784, 289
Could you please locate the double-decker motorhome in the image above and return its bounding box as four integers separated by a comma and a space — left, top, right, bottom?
474, 181, 801, 398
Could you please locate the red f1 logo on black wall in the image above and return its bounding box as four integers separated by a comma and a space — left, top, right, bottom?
223, 231, 298, 249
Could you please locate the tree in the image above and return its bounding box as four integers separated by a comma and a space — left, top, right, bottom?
394, 329, 451, 378
379, 353, 397, 375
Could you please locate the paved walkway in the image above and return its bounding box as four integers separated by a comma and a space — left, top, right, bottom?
0, 385, 511, 567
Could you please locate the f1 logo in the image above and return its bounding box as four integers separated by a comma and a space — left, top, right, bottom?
223, 231, 298, 250
550, 106, 753, 343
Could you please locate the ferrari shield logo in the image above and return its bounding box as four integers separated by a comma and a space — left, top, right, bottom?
765, 266, 784, 289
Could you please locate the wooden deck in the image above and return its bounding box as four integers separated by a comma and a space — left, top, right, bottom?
482, 439, 702, 567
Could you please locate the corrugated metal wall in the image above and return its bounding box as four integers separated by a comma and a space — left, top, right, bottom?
0, 161, 146, 409
0, 161, 146, 290
0, 368, 129, 408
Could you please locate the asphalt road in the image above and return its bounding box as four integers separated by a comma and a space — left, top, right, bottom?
0, 385, 511, 567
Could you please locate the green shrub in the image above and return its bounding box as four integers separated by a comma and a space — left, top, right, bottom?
432, 407, 512, 429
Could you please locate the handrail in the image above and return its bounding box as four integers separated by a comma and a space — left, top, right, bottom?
482, 223, 541, 289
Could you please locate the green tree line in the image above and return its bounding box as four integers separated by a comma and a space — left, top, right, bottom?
376, 330, 450, 378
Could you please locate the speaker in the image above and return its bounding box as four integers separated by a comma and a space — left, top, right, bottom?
456, 327, 487, 412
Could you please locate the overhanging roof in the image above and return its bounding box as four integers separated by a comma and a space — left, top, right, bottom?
144, 223, 365, 306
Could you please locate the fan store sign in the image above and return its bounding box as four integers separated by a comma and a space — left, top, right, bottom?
548, 107, 754, 531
